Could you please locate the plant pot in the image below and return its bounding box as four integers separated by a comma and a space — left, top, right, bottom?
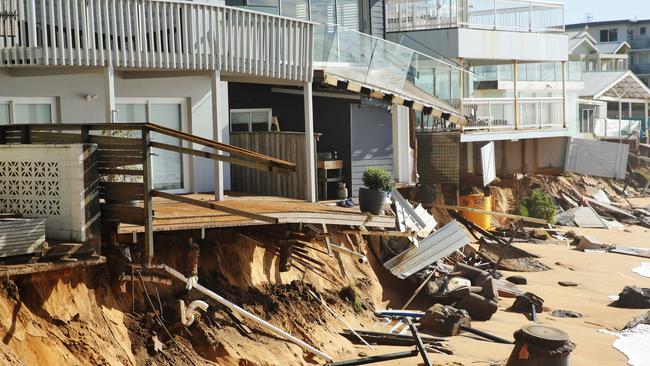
358, 188, 388, 215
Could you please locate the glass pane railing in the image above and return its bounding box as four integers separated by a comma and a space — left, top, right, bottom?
313, 23, 465, 105
472, 61, 582, 82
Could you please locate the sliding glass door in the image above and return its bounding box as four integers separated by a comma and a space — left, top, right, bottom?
116, 99, 187, 192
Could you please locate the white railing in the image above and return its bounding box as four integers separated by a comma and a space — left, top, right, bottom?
463, 96, 563, 130
385, 0, 564, 33
0, 0, 314, 82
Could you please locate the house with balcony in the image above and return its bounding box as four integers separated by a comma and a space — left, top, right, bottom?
566, 18, 650, 87
0, 0, 472, 264
383, 0, 575, 181
567, 29, 650, 139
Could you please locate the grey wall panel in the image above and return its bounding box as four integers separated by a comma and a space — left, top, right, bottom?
564, 138, 629, 179
350, 104, 393, 196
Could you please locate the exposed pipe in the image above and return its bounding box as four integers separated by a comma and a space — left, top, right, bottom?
182, 300, 209, 327
155, 264, 333, 363
328, 243, 368, 264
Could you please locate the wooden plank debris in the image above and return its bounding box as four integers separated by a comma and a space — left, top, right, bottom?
432, 204, 548, 225
0, 256, 106, 277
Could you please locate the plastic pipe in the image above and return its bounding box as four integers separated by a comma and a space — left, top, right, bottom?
156, 264, 333, 363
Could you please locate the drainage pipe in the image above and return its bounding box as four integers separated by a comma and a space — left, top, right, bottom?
156, 264, 334, 363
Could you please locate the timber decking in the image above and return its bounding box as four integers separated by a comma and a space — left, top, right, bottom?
117, 193, 396, 234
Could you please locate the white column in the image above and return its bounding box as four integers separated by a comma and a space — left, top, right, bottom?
104, 66, 116, 122
303, 82, 317, 202
391, 105, 411, 184
562, 61, 567, 128
643, 103, 650, 144
211, 70, 225, 201
619, 100, 623, 138
513, 60, 519, 129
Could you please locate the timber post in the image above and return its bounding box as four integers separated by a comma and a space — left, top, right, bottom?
142, 127, 154, 265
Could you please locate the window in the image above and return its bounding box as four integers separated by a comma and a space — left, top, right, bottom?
230, 109, 273, 132
581, 108, 595, 133
116, 98, 188, 192
0, 97, 56, 125
641, 27, 647, 36
600, 28, 618, 42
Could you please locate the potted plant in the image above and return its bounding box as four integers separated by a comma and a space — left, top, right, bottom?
359, 167, 395, 215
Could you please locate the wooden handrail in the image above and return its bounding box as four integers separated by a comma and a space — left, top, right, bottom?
0, 122, 297, 172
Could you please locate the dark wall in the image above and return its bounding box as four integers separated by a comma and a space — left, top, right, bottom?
228, 83, 356, 197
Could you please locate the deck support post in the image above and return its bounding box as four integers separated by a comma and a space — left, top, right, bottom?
211, 70, 225, 201
643, 102, 650, 144
303, 82, 317, 202
142, 128, 154, 265
392, 105, 410, 184
562, 61, 567, 128
104, 66, 116, 123
513, 60, 519, 130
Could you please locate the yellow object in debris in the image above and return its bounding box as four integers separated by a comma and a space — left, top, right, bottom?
459, 194, 493, 230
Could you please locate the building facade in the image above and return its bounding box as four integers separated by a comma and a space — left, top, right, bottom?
567, 19, 650, 87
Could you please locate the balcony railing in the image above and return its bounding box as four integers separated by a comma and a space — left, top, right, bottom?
463, 96, 563, 130
313, 23, 464, 103
0, 0, 313, 82
385, 0, 564, 34
629, 38, 650, 50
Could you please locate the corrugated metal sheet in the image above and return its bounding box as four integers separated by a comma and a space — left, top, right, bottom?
564, 138, 629, 179
383, 220, 471, 279
0, 218, 46, 257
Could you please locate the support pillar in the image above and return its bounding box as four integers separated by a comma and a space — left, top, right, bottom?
643, 102, 650, 144
459, 58, 465, 114
303, 82, 317, 202
104, 66, 116, 123
211, 70, 225, 201
562, 61, 567, 128
392, 105, 411, 184
619, 100, 623, 139
513, 60, 519, 129
142, 129, 154, 265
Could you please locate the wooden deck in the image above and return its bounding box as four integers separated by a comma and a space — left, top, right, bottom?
118, 193, 396, 234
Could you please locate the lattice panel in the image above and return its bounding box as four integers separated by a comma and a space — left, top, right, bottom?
417, 134, 460, 185
0, 161, 61, 216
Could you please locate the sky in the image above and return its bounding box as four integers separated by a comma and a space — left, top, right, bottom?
563, 0, 650, 25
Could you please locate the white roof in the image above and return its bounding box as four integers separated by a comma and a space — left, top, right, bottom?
581, 71, 650, 100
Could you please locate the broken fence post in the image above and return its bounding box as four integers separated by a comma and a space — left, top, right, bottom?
156, 264, 333, 363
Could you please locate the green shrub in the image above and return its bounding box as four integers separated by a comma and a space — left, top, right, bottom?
362, 167, 395, 192
518, 189, 557, 224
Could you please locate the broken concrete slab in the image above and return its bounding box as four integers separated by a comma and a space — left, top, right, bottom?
616, 286, 650, 309
556, 206, 607, 228
419, 304, 471, 336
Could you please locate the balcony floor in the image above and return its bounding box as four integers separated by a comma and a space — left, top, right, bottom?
117, 192, 395, 235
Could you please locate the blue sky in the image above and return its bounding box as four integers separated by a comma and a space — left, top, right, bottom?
563, 0, 650, 25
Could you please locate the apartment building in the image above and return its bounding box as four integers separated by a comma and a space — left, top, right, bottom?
568, 30, 650, 138
383, 0, 574, 180
567, 19, 650, 87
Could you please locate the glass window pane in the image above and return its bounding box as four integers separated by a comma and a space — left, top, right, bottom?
14, 104, 51, 124
281, 0, 309, 20
150, 104, 183, 191
117, 103, 147, 123
231, 112, 251, 125
231, 123, 250, 132
311, 0, 336, 24
252, 122, 269, 131
246, 0, 279, 14
337, 0, 359, 30
251, 111, 269, 125
0, 104, 9, 125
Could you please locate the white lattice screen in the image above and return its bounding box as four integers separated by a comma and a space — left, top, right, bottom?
0, 161, 62, 216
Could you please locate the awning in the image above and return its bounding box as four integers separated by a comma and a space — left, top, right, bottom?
314, 70, 470, 126
581, 71, 650, 101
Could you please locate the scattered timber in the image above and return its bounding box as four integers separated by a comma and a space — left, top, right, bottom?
431, 204, 548, 225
